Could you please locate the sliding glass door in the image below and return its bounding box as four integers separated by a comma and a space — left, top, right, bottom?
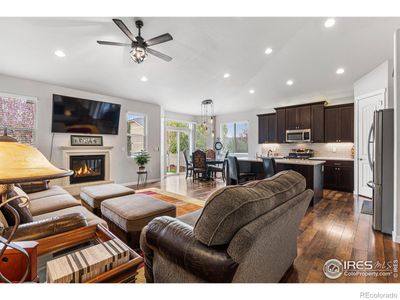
165, 120, 192, 176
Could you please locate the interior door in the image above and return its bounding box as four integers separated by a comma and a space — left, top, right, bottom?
357, 92, 384, 197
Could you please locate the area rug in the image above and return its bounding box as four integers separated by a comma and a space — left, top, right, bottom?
361, 199, 373, 215
133, 188, 204, 283
136, 187, 204, 216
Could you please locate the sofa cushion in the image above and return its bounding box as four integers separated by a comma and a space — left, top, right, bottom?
29, 193, 81, 216
33, 205, 107, 228
193, 170, 306, 246
80, 183, 135, 209
101, 194, 176, 232
177, 209, 202, 227
28, 185, 69, 201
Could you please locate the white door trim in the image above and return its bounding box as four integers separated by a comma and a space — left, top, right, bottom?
354, 88, 386, 195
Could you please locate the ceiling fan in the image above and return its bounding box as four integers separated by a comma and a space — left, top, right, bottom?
97, 19, 173, 63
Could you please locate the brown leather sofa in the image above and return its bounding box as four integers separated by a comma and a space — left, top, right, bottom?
140, 170, 313, 283
0, 184, 107, 241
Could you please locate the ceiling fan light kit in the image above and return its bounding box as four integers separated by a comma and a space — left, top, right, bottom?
97, 19, 173, 64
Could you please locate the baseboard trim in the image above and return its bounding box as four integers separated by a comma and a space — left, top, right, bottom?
392, 231, 400, 243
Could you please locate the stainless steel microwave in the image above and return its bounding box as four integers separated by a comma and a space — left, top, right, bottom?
286, 129, 311, 143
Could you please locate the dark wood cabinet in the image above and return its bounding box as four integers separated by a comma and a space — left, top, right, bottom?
298, 106, 311, 129
257, 113, 276, 144
324, 104, 354, 143
339, 105, 354, 142
276, 109, 286, 143
323, 160, 354, 192
285, 105, 311, 130
285, 107, 298, 130
311, 103, 325, 143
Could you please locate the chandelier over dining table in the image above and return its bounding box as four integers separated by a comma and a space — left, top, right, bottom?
200, 99, 214, 130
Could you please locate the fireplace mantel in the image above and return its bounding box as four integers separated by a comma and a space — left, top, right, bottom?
59, 146, 114, 151
59, 145, 114, 195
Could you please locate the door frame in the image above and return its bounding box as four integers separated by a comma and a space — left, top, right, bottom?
354, 88, 386, 195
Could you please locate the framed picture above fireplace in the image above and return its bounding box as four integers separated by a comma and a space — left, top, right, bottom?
71, 135, 103, 146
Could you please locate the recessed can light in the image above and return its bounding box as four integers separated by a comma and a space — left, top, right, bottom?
249, 89, 255, 94
286, 80, 294, 86
140, 76, 148, 82
54, 50, 66, 57
223, 73, 231, 78
265, 47, 273, 55
324, 18, 336, 28
336, 68, 345, 75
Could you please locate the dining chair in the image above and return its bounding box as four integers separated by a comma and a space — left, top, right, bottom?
226, 156, 256, 185
192, 150, 207, 182
206, 149, 216, 160
183, 151, 194, 179
262, 157, 277, 179
207, 150, 230, 181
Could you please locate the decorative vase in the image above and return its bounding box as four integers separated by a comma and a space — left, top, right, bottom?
139, 166, 146, 172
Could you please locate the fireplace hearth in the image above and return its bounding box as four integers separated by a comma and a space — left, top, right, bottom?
69, 155, 105, 184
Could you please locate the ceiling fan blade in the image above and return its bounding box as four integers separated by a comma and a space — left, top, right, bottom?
97, 41, 131, 47
112, 19, 137, 42
145, 33, 173, 46
147, 48, 173, 62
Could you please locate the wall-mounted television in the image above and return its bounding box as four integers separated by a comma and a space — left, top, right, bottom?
51, 94, 121, 135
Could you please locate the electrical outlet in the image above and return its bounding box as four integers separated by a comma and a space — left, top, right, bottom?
332, 146, 337, 153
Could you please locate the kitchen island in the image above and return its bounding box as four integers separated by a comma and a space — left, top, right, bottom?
227, 157, 325, 206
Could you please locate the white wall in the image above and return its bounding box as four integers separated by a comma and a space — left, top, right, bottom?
393, 30, 400, 243
215, 94, 354, 158
0, 73, 161, 184
354, 60, 394, 108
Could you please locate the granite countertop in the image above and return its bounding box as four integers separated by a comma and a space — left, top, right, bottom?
274, 158, 326, 166
309, 156, 354, 161
238, 157, 326, 166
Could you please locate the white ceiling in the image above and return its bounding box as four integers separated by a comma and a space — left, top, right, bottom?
0, 17, 399, 115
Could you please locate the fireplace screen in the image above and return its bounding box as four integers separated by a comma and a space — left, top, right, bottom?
69, 155, 105, 184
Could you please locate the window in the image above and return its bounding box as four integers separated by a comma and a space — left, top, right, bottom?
127, 113, 146, 156
0, 94, 36, 145
195, 124, 208, 150
221, 121, 249, 154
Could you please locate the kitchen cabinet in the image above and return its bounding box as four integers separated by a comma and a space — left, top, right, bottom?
257, 113, 276, 144
285, 105, 311, 130
323, 160, 354, 192
276, 109, 286, 143
325, 104, 354, 143
311, 103, 325, 143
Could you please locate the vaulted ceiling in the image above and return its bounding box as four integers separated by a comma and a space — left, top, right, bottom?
0, 17, 399, 115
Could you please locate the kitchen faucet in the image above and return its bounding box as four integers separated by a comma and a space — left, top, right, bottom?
267, 149, 273, 157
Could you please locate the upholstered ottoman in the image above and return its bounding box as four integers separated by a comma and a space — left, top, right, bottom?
100, 194, 176, 249
80, 183, 135, 216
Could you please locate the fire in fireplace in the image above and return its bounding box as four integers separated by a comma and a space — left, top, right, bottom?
69, 155, 105, 184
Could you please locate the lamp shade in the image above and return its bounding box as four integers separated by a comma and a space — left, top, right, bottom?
0, 140, 73, 184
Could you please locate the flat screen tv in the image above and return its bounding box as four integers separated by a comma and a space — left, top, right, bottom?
51, 94, 121, 135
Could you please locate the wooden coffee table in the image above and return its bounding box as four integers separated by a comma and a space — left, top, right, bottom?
36, 224, 143, 283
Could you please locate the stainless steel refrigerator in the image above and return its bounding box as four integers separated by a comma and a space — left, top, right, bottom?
367, 109, 394, 234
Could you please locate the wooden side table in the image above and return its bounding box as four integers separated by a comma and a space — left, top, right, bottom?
137, 170, 148, 188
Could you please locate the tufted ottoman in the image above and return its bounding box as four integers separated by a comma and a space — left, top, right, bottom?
80, 183, 135, 216
100, 194, 176, 249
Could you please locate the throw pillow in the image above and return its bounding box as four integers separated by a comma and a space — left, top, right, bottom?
0, 187, 33, 226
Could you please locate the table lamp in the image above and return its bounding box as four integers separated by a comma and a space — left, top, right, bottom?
0, 132, 73, 283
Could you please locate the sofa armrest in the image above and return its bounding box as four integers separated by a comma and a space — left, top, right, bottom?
141, 216, 238, 283
4, 213, 88, 241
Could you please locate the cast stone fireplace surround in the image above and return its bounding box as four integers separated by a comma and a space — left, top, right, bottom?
59, 145, 113, 195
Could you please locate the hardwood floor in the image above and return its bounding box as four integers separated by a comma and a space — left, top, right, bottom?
145, 174, 400, 283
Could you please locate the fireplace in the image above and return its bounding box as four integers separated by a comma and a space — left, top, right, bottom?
69, 155, 105, 184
